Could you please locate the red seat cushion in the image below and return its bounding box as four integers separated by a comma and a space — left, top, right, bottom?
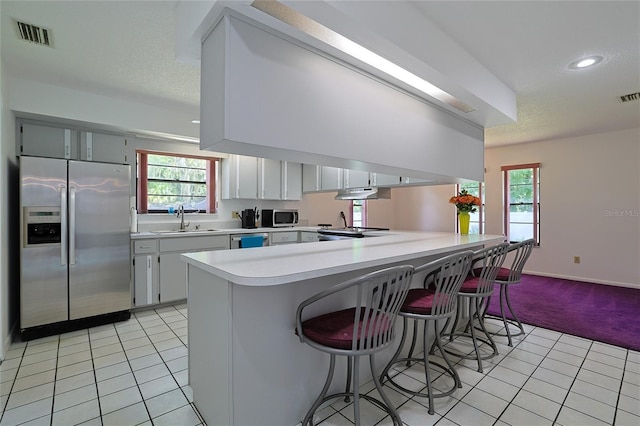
472, 267, 511, 282
402, 288, 435, 315
401, 288, 454, 315
300, 308, 392, 350
495, 267, 514, 282
460, 276, 480, 293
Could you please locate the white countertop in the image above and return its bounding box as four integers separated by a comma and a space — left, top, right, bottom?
182, 231, 505, 286
131, 226, 314, 239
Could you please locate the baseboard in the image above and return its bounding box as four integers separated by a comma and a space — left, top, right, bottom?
523, 270, 640, 290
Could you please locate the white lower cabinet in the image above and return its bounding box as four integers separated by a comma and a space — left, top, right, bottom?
133, 235, 229, 307
270, 231, 298, 245
299, 231, 319, 243
133, 239, 160, 307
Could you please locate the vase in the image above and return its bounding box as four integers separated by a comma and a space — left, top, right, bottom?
458, 211, 470, 235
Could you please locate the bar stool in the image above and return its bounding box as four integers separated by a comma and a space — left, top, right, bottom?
483, 238, 535, 346
295, 265, 414, 426
441, 243, 509, 373
380, 251, 473, 415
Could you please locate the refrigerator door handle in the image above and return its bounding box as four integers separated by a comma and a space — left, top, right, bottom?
69, 186, 77, 265
60, 185, 67, 266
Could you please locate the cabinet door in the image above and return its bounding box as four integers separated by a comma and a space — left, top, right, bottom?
159, 253, 188, 303
80, 131, 127, 164
401, 176, 429, 186
321, 166, 343, 191
258, 158, 282, 200
302, 164, 321, 193
371, 173, 401, 186
344, 170, 370, 188
20, 122, 79, 159
282, 161, 302, 200
299, 231, 319, 243
133, 255, 159, 307
223, 155, 258, 199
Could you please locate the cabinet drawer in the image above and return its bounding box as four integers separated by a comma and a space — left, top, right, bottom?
134, 239, 158, 254
159, 235, 229, 252
299, 232, 319, 243
270, 231, 298, 244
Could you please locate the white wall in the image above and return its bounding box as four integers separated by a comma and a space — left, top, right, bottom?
485, 128, 639, 288
388, 185, 456, 231
0, 59, 19, 358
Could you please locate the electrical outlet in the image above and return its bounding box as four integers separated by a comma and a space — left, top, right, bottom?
574, 256, 581, 264
232, 211, 240, 219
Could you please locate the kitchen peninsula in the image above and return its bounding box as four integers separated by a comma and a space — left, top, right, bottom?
182, 231, 504, 426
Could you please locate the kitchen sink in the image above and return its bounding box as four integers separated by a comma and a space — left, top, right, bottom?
151, 229, 220, 235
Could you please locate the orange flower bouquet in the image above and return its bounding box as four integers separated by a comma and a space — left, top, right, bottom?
449, 189, 481, 214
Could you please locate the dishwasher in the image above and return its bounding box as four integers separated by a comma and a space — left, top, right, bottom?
229, 233, 270, 249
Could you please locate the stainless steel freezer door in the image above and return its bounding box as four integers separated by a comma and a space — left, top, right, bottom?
20, 157, 69, 328
68, 160, 131, 319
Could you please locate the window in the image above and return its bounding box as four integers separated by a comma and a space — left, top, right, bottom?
502, 163, 540, 244
350, 200, 367, 227
457, 182, 484, 234
137, 151, 218, 213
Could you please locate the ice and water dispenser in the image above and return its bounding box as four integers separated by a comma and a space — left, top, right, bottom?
23, 206, 62, 247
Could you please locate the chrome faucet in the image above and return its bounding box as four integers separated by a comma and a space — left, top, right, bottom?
176, 205, 190, 231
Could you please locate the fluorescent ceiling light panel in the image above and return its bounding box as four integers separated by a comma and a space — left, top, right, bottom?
251, 0, 475, 113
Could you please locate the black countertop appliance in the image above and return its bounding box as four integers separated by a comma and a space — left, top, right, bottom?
241, 209, 257, 229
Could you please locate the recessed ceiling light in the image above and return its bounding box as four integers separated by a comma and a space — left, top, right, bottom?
191, 120, 200, 124
569, 56, 603, 70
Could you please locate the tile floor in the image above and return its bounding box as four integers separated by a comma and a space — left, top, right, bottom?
0, 304, 198, 426
0, 305, 638, 426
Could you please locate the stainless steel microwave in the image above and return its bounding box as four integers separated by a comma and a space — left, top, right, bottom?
261, 209, 299, 227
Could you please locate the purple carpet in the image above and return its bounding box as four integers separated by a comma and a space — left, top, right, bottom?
485, 274, 640, 351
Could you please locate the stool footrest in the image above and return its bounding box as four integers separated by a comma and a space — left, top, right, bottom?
382, 357, 461, 399
438, 333, 499, 361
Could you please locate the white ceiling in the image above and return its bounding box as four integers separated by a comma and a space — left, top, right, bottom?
1, 1, 638, 148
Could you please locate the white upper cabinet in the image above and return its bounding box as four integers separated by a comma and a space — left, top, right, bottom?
282, 161, 302, 200
371, 173, 402, 186
302, 164, 321, 193
343, 170, 370, 188
258, 158, 282, 200
20, 120, 127, 164
400, 176, 430, 186
79, 131, 127, 164
321, 166, 343, 191
20, 122, 78, 160
303, 165, 344, 193
222, 154, 258, 199
223, 155, 302, 200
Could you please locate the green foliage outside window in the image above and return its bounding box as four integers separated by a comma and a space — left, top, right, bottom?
147, 154, 208, 212
508, 168, 535, 211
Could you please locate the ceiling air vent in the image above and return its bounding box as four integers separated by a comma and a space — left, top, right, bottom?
15, 20, 52, 47
620, 92, 640, 103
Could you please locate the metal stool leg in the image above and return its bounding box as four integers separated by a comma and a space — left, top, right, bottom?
380, 317, 408, 384
503, 284, 525, 345
433, 319, 462, 389
344, 356, 352, 403
303, 354, 336, 426
406, 319, 419, 366
352, 356, 361, 426
371, 354, 402, 425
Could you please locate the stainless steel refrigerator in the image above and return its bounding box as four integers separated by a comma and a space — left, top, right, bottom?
20, 156, 131, 332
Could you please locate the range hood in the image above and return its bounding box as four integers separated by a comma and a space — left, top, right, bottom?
334, 187, 391, 200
